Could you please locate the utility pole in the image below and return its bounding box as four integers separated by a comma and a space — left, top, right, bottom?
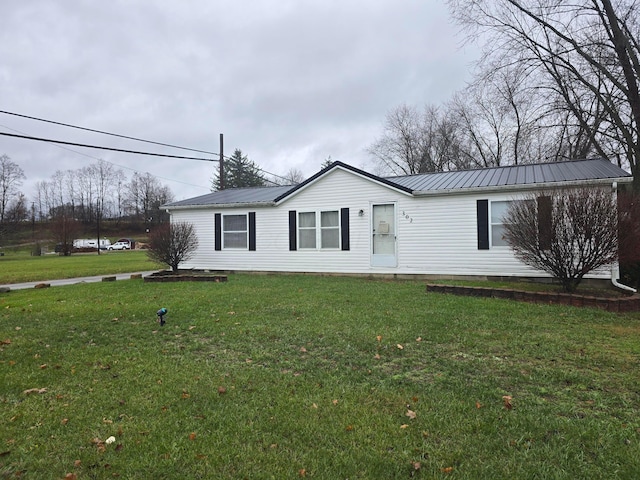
219, 133, 224, 190
96, 199, 101, 255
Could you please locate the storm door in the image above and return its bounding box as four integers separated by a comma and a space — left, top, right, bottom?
371, 203, 397, 267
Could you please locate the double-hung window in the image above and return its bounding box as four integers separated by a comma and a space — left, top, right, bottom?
298, 210, 340, 249
490, 201, 512, 247
223, 214, 248, 249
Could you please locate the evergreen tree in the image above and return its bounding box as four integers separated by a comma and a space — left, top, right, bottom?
212, 149, 265, 190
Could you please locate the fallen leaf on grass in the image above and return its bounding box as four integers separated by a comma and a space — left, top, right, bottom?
23, 388, 47, 395
181, 391, 190, 399
91, 437, 106, 453
1, 339, 11, 345
406, 409, 417, 420
105, 436, 116, 445
397, 344, 404, 350
412, 462, 421, 470
332, 399, 338, 405
299, 346, 307, 353
74, 460, 81, 467
476, 401, 482, 409
441, 466, 454, 473
416, 337, 422, 342
374, 353, 381, 360
345, 425, 354, 431
218, 386, 227, 395
64, 473, 78, 480
502, 395, 513, 410
61, 418, 69, 425
400, 424, 409, 429
189, 432, 197, 441
376, 335, 382, 342
299, 469, 306, 477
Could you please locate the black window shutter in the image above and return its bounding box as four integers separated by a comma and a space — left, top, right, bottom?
340, 208, 350, 251
288, 210, 297, 251
537, 196, 552, 250
214, 213, 222, 251
477, 200, 489, 250
248, 212, 256, 251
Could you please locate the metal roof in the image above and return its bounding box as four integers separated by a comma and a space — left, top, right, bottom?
387, 158, 630, 192
164, 158, 631, 208
165, 185, 294, 208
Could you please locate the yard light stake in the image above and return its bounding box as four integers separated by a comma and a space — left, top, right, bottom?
157, 308, 168, 326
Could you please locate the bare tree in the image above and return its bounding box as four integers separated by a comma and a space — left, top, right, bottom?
51, 215, 81, 256
0, 154, 26, 224
503, 188, 619, 292
448, 0, 640, 190
617, 190, 640, 288
282, 168, 305, 185
146, 222, 199, 272
126, 172, 173, 225
369, 104, 465, 175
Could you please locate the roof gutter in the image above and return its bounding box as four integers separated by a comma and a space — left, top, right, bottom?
610, 181, 637, 293
411, 176, 633, 197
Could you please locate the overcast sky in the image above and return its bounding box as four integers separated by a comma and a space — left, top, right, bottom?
0, 0, 477, 201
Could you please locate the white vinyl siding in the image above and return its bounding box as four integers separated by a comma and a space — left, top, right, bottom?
169, 167, 610, 280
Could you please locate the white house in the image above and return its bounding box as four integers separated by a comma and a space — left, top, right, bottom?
163, 158, 632, 282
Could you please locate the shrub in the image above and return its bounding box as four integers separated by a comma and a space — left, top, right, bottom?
146, 222, 198, 272
504, 188, 618, 292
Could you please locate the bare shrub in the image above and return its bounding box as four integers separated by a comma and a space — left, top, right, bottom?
504, 188, 619, 292
146, 222, 198, 272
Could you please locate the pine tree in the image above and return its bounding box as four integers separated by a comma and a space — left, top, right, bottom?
211, 149, 265, 190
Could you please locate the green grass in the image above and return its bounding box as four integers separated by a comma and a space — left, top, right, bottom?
0, 250, 159, 284
1, 274, 639, 479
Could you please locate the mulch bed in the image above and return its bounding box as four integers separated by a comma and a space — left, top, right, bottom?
144, 271, 228, 283
426, 284, 640, 313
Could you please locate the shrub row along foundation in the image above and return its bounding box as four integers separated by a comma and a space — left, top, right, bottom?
426, 284, 640, 313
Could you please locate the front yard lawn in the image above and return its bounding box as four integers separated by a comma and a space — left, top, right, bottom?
1, 274, 639, 478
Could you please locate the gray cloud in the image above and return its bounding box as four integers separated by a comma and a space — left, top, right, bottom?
0, 0, 477, 200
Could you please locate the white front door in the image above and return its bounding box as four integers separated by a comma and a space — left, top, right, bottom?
371, 203, 397, 267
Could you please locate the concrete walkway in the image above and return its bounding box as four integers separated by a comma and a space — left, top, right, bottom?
0, 271, 158, 291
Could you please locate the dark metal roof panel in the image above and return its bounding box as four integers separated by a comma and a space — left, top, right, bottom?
388, 158, 630, 192
166, 159, 631, 207
165, 185, 294, 207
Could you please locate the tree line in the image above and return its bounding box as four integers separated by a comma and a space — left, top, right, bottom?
371, 0, 640, 193
0, 154, 174, 242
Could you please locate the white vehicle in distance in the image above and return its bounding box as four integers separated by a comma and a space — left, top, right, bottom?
108, 241, 130, 251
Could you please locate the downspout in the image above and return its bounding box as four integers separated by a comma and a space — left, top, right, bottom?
611, 181, 637, 293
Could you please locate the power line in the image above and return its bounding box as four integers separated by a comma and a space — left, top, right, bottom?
0, 123, 211, 192
0, 110, 297, 185
0, 109, 219, 156
0, 131, 216, 162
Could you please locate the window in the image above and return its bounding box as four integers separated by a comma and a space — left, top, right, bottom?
223, 214, 247, 249
298, 210, 340, 249
321, 211, 340, 248
298, 212, 316, 249
491, 201, 512, 247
